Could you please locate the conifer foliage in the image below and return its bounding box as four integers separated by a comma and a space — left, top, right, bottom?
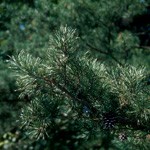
10, 26, 150, 149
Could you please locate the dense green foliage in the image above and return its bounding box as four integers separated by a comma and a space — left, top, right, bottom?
9, 26, 150, 149
1, 0, 150, 65
0, 0, 150, 149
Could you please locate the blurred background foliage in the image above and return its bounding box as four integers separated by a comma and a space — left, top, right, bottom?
0, 0, 150, 149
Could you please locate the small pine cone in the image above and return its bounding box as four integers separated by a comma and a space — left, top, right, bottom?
119, 133, 127, 141
102, 112, 116, 129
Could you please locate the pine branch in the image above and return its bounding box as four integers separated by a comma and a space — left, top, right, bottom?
87, 43, 124, 66
44, 77, 77, 101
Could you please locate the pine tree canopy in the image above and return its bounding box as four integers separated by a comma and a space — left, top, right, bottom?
9, 26, 150, 149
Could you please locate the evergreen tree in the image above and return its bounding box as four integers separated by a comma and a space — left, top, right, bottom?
1, 0, 150, 149
10, 26, 150, 149
0, 0, 150, 67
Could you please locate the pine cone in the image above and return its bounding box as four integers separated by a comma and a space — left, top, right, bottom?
102, 112, 116, 129
119, 133, 127, 141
